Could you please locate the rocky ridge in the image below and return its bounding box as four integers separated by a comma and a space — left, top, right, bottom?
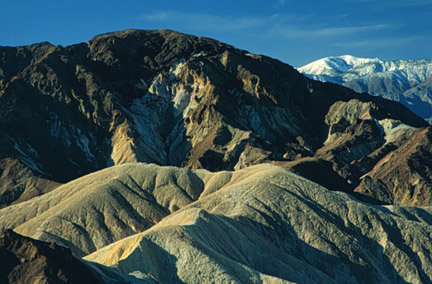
1, 30, 432, 207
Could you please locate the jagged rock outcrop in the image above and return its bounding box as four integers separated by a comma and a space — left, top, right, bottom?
1, 30, 431, 207
354, 127, 432, 205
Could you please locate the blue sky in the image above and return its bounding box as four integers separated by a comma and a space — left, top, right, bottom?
1, 0, 431, 66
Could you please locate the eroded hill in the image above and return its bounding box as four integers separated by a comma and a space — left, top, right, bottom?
2, 163, 431, 283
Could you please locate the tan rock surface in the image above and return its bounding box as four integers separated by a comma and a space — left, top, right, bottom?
1, 162, 431, 282
84, 164, 432, 283
0, 163, 209, 256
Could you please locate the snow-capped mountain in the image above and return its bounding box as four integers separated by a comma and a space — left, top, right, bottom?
298, 55, 432, 123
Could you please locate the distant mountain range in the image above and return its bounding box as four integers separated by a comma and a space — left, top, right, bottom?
1, 30, 432, 283
298, 55, 432, 123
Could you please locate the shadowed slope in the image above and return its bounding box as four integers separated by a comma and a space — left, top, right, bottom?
0, 229, 157, 283
0, 229, 102, 284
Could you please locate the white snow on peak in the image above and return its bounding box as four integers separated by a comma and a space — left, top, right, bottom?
297, 55, 432, 90
298, 55, 432, 83
298, 55, 381, 75
297, 55, 432, 123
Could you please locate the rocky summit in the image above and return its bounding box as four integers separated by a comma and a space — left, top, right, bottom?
1, 30, 432, 283
1, 29, 431, 207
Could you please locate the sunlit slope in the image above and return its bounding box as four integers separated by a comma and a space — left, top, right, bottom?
85, 164, 432, 284
0, 163, 211, 256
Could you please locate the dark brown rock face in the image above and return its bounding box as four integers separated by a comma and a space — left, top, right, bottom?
354, 127, 432, 205
0, 29, 431, 205
0, 158, 60, 208
0, 229, 102, 284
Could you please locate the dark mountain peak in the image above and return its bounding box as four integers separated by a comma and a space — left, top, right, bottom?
89, 29, 229, 48
0, 30, 431, 206
86, 29, 237, 75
